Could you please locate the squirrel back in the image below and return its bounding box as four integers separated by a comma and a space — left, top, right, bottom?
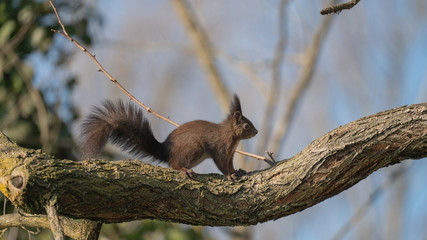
79, 95, 258, 179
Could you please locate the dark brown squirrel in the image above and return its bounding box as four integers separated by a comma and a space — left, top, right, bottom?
79, 95, 258, 180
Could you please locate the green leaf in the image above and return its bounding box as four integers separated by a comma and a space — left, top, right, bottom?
31, 27, 46, 48
0, 2, 8, 23
11, 71, 24, 93
18, 6, 34, 24
0, 20, 16, 45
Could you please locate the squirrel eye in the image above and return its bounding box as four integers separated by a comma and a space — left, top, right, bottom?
243, 123, 250, 129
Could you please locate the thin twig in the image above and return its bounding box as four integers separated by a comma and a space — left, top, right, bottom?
49, 0, 177, 127
21, 226, 41, 235
49, 1, 68, 35
48, 0, 271, 163
263, 151, 276, 166
321, 0, 360, 15
235, 149, 272, 165
0, 228, 8, 238
3, 197, 6, 215
50, 28, 179, 127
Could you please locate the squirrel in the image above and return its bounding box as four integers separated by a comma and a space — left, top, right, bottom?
79, 95, 258, 180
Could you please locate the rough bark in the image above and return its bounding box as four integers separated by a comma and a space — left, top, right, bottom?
0, 103, 426, 228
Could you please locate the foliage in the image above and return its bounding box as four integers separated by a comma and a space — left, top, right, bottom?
0, 1, 93, 239
0, 0, 92, 159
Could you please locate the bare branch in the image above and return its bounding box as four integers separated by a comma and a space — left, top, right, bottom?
49, 0, 68, 35
255, 0, 289, 157
331, 163, 410, 240
46, 198, 64, 240
321, 0, 361, 15
172, 0, 230, 112
216, 50, 269, 97
48, 0, 178, 127
0, 213, 101, 240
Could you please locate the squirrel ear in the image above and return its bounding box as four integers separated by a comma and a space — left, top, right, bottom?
229, 94, 242, 115
233, 111, 242, 123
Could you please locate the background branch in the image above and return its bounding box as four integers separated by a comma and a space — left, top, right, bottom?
0, 213, 101, 240
331, 162, 410, 240
216, 49, 268, 97
172, 0, 230, 112
321, 0, 361, 15
46, 198, 64, 240
255, 0, 289, 157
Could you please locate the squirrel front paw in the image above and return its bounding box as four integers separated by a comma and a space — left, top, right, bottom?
227, 169, 247, 180
236, 168, 246, 175
181, 168, 196, 178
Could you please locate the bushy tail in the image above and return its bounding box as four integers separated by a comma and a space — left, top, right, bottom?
79, 100, 166, 161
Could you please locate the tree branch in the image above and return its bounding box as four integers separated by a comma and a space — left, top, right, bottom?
0, 103, 426, 226
321, 0, 361, 15
172, 0, 230, 112
46, 197, 64, 240
0, 213, 101, 240
255, 0, 289, 156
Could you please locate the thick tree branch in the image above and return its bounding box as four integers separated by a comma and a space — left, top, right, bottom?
0, 103, 426, 226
